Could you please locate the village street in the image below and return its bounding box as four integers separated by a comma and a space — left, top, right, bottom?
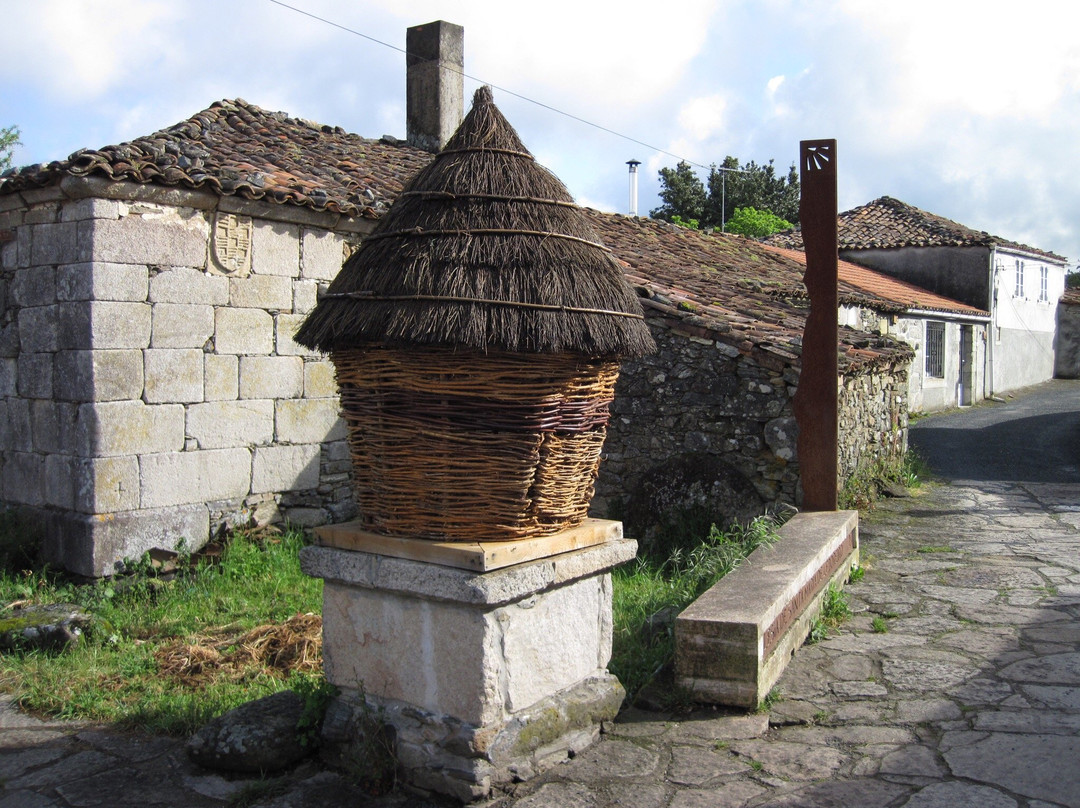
2, 380, 1079, 807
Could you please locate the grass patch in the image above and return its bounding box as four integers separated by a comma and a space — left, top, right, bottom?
916, 545, 955, 554
806, 584, 851, 644
0, 525, 323, 735
871, 616, 889, 633
609, 515, 781, 703
839, 449, 928, 510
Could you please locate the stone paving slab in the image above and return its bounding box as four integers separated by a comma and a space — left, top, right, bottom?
2, 473, 1079, 807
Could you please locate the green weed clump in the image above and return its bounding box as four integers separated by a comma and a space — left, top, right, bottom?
839, 449, 928, 510
807, 584, 852, 644
0, 526, 323, 735
609, 515, 781, 703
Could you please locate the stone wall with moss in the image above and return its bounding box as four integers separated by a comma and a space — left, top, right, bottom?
837, 361, 910, 483
593, 312, 911, 545
592, 316, 800, 545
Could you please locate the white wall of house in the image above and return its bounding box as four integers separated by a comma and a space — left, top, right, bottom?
841, 304, 988, 414
991, 248, 1065, 393
893, 315, 987, 413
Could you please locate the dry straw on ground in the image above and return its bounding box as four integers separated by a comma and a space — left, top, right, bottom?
154, 613, 322, 687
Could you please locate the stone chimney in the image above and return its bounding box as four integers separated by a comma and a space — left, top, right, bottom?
406, 21, 464, 153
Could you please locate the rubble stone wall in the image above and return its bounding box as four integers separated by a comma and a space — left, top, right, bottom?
594, 312, 911, 527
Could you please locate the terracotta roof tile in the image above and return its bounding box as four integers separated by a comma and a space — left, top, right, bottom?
765, 246, 988, 318
585, 213, 913, 371
1062, 286, 1080, 305
0, 99, 432, 218
767, 196, 1066, 262
1, 98, 912, 370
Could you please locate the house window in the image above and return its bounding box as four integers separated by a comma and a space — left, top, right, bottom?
925, 321, 945, 378
1039, 266, 1049, 302
1014, 259, 1025, 297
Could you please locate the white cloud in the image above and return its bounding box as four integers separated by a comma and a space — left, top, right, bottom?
677, 95, 728, 142
0, 0, 178, 99
366, 0, 721, 114
836, 0, 1080, 122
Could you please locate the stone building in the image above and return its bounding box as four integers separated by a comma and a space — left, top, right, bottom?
2, 29, 915, 574
587, 214, 913, 536
769, 245, 991, 413
0, 102, 431, 575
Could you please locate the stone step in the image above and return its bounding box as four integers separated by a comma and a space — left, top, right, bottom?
674, 509, 859, 708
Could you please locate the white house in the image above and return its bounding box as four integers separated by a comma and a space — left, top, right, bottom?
769, 196, 1068, 399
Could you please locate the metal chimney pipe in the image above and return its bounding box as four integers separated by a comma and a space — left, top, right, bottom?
627, 159, 641, 216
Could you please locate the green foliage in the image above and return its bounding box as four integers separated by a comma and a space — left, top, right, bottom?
650, 161, 706, 224
0, 528, 322, 734
847, 565, 865, 584
839, 449, 926, 510
707, 155, 800, 226
1066, 271, 1080, 289
651, 155, 800, 230
289, 670, 338, 748
669, 214, 700, 230
871, 616, 889, 633
0, 125, 20, 172
756, 687, 783, 712
610, 516, 780, 701
723, 206, 794, 239
806, 584, 851, 644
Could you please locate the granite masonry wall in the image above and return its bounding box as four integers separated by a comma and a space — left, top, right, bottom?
1056, 295, 1080, 379
0, 177, 373, 575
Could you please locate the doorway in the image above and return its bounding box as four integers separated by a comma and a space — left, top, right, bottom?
958, 325, 974, 406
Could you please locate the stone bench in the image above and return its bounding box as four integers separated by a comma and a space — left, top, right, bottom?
674, 510, 859, 709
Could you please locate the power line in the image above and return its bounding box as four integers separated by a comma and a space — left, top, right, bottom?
265, 0, 719, 172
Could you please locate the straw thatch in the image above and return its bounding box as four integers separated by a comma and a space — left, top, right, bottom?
294, 86, 654, 357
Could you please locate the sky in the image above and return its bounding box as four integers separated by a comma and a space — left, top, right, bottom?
2, 0, 1078, 268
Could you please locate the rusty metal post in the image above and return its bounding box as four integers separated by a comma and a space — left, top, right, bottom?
793, 140, 838, 511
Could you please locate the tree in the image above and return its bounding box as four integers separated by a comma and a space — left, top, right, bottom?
1, 125, 21, 173
650, 161, 706, 224
723, 206, 794, 239
652, 154, 800, 232
707, 156, 800, 226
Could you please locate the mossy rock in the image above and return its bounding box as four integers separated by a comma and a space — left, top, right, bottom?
0, 603, 96, 652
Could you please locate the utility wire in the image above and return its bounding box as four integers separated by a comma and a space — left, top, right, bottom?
265, 0, 738, 174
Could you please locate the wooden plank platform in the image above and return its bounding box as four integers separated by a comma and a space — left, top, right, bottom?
314, 518, 624, 572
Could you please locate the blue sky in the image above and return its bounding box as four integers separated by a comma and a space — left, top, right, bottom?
3, 0, 1078, 267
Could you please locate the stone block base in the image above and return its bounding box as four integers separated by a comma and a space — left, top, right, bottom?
300, 528, 636, 800
37, 504, 210, 577
321, 673, 624, 802
675, 510, 859, 708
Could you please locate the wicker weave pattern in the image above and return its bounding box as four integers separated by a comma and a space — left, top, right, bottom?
333, 346, 619, 541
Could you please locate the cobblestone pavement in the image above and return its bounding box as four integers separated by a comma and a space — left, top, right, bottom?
478, 476, 1080, 808
4, 402, 1080, 807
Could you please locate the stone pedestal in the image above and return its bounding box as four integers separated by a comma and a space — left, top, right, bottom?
299, 525, 635, 801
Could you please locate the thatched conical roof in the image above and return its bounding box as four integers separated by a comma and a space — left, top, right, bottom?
294, 86, 654, 357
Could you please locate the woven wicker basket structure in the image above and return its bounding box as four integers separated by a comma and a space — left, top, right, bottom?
295, 87, 654, 541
